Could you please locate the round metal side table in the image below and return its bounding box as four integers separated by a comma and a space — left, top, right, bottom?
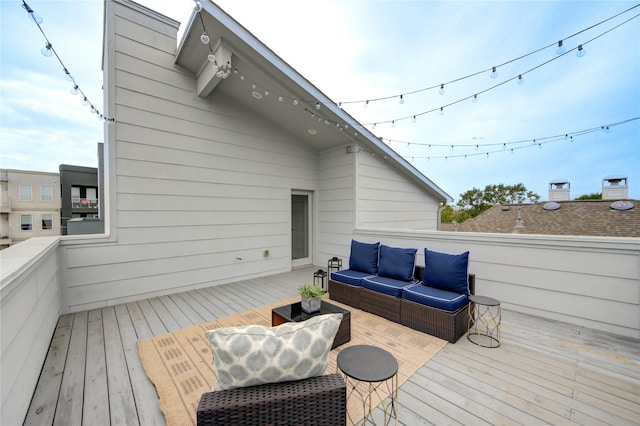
468, 295, 501, 348
336, 345, 398, 425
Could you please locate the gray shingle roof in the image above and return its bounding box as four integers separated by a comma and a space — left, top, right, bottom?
442, 200, 639, 237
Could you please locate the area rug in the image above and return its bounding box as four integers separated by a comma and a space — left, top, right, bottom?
138, 296, 447, 425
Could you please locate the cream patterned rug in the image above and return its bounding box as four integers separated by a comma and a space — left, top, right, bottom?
138, 296, 447, 425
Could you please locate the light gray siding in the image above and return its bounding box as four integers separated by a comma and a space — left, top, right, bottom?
59, 0, 319, 312
0, 237, 60, 426
356, 148, 440, 230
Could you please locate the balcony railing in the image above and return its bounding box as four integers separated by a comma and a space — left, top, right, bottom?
71, 197, 98, 209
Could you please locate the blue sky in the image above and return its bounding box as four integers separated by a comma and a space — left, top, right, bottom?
1, 0, 638, 202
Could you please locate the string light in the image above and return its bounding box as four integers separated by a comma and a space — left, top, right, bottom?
330, 4, 640, 108
196, 4, 232, 79
576, 45, 586, 57
21, 1, 114, 122
378, 117, 638, 160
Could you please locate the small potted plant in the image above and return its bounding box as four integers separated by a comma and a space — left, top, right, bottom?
298, 283, 324, 314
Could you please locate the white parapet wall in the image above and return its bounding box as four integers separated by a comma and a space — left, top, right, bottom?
0, 236, 61, 426
323, 229, 640, 339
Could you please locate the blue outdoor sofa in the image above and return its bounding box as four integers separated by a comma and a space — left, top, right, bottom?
329, 240, 475, 343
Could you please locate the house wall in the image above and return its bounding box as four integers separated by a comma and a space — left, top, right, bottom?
0, 237, 60, 426
56, 0, 321, 312
355, 151, 440, 230
1, 169, 61, 246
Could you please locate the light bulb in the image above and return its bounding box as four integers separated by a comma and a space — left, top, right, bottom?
278, 96, 283, 102
200, 32, 210, 44
40, 42, 52, 57
517, 75, 524, 85
70, 85, 78, 95
193, 1, 203, 12
90, 106, 96, 113
64, 68, 73, 81
490, 66, 498, 79
212, 64, 218, 73
412, 115, 417, 123
315, 102, 321, 110
576, 45, 585, 57
293, 99, 298, 106
208, 52, 216, 62
391, 121, 395, 127
472, 94, 478, 103
439, 107, 444, 116
264, 90, 269, 96
364, 100, 369, 108
399, 95, 404, 105
556, 40, 565, 55
439, 84, 445, 95
82, 97, 89, 106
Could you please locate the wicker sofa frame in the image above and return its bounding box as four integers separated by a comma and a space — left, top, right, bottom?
328, 278, 361, 309
400, 268, 476, 343
197, 373, 346, 426
329, 265, 476, 343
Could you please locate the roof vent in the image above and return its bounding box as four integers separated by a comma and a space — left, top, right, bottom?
610, 200, 633, 211
548, 180, 570, 201
603, 175, 628, 200
543, 201, 560, 211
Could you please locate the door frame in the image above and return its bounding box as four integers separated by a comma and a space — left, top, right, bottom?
291, 190, 313, 268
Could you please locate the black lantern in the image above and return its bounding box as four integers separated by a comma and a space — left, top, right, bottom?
313, 269, 327, 291
327, 256, 343, 279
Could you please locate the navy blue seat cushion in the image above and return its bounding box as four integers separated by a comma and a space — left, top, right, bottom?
378, 245, 417, 281
403, 283, 469, 312
362, 275, 414, 297
423, 248, 470, 295
330, 269, 372, 287
349, 240, 380, 275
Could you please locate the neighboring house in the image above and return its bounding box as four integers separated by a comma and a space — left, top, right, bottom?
442, 200, 639, 237
0, 169, 61, 248
442, 177, 638, 237
54, 0, 451, 312
59, 164, 102, 235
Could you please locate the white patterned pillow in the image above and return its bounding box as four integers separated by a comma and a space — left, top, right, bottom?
205, 313, 343, 390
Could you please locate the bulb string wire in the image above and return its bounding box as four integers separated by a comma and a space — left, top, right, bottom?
21, 0, 114, 122
338, 3, 640, 105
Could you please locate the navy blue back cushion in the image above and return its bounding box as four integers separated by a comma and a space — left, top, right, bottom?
378, 245, 417, 281
423, 248, 470, 295
349, 240, 379, 274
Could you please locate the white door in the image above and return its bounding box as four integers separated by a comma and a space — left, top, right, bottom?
291, 191, 312, 267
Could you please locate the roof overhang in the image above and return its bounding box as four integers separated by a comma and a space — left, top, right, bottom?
175, 1, 452, 203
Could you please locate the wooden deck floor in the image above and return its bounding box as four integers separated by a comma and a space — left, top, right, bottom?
25, 267, 640, 425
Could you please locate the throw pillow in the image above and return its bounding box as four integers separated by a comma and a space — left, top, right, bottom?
349, 239, 379, 274
205, 313, 343, 390
423, 248, 470, 295
378, 244, 417, 281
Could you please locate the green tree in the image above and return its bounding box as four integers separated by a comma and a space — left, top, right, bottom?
575, 192, 602, 200
455, 183, 540, 221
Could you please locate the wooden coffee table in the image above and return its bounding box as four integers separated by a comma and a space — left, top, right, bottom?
272, 300, 351, 349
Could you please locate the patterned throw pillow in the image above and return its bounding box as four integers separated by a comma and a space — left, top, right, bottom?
205, 313, 343, 390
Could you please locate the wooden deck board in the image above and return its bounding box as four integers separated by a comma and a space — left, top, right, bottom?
83, 309, 108, 425
24, 267, 640, 425
53, 310, 87, 426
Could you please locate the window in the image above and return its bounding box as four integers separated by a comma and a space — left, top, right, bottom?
21, 214, 32, 231
41, 185, 53, 202
19, 184, 33, 201
42, 214, 53, 230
